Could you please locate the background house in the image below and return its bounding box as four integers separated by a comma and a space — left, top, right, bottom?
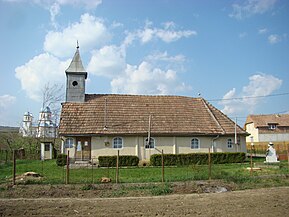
244, 114, 289, 157
245, 114, 289, 143
59, 46, 248, 162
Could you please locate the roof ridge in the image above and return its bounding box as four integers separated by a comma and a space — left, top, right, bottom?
201, 98, 226, 134
85, 93, 198, 99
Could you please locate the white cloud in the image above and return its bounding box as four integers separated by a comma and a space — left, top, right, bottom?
146, 51, 186, 63
268, 34, 281, 44
239, 32, 248, 38
258, 28, 268, 34
15, 53, 70, 101
4, 0, 102, 8
0, 95, 16, 109
123, 21, 197, 46
111, 61, 190, 95
87, 45, 126, 77
4, 0, 102, 28
44, 13, 111, 58
230, 0, 277, 20
49, 2, 60, 29
220, 73, 282, 115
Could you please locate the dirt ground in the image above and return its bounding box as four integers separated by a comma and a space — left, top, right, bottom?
0, 184, 289, 217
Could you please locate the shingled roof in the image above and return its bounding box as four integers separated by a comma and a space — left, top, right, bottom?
245, 114, 289, 127
59, 94, 247, 136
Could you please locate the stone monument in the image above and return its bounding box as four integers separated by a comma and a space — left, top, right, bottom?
265, 142, 279, 163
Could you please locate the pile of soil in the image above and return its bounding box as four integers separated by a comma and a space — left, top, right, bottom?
0, 180, 235, 198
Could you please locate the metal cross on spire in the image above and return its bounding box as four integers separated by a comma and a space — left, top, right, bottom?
76, 40, 79, 49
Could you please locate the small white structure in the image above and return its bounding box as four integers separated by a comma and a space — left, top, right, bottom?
20, 107, 57, 160
265, 143, 279, 163
40, 143, 53, 160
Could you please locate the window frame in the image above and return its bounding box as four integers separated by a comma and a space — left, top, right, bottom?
227, 138, 233, 149
191, 138, 200, 149
145, 137, 155, 149
112, 137, 123, 149
268, 124, 277, 130
44, 143, 50, 151
64, 138, 74, 148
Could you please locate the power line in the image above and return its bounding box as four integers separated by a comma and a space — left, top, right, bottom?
207, 92, 289, 102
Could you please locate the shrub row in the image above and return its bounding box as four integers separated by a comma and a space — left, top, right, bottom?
98, 155, 139, 167
150, 152, 246, 166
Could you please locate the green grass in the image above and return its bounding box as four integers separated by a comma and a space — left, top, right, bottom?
0, 159, 289, 185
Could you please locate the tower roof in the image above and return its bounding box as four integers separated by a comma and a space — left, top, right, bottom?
65, 44, 87, 79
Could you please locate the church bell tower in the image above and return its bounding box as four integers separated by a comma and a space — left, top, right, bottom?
65, 43, 87, 102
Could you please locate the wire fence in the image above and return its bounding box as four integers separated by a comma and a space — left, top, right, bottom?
1, 150, 289, 186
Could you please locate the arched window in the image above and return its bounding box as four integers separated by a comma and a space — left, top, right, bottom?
65, 138, 74, 148
145, 137, 155, 149
191, 138, 199, 149
227, 138, 233, 148
113, 137, 123, 149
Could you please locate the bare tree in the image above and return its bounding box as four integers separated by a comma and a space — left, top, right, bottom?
41, 82, 64, 126
42, 83, 64, 116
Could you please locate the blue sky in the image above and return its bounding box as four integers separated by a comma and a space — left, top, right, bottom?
0, 0, 288, 127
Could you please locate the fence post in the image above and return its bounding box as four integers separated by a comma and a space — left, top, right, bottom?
287, 144, 289, 169
5, 150, 8, 163
208, 148, 211, 180
91, 158, 94, 184
66, 150, 69, 184
161, 149, 164, 183
116, 150, 119, 184
250, 144, 253, 176
12, 150, 16, 185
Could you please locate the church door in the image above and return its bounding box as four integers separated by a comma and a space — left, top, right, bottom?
75, 137, 91, 161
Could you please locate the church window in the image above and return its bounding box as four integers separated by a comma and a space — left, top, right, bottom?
113, 137, 123, 149
191, 138, 200, 149
227, 138, 233, 148
145, 137, 155, 149
65, 138, 74, 148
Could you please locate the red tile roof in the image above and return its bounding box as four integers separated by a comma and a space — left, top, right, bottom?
59, 94, 247, 136
245, 114, 289, 127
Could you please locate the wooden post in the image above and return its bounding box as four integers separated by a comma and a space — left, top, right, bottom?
161, 149, 164, 183
12, 150, 16, 185
66, 150, 69, 184
287, 144, 289, 169
5, 150, 8, 163
208, 148, 212, 180
116, 150, 119, 184
91, 158, 94, 184
250, 144, 253, 176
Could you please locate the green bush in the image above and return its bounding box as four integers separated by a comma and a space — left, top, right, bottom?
150, 152, 246, 166
98, 155, 139, 167
56, 154, 67, 166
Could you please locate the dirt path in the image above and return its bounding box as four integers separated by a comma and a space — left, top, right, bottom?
1, 187, 289, 217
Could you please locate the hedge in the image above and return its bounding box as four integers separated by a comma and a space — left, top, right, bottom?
98, 155, 139, 167
150, 152, 246, 166
56, 154, 67, 166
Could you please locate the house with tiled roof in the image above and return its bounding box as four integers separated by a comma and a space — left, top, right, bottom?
59, 46, 248, 161
244, 114, 289, 144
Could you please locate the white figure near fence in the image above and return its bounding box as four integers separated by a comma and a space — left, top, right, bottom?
265, 142, 279, 163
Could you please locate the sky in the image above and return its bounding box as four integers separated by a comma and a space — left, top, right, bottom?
0, 0, 288, 127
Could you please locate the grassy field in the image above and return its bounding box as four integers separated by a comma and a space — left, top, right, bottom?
1, 158, 289, 185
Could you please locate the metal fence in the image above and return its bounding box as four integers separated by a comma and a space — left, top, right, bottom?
1, 150, 289, 186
